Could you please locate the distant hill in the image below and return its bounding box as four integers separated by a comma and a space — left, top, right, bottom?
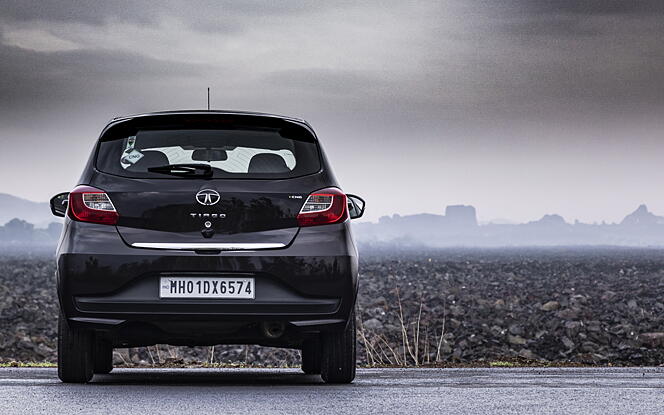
2, 191, 664, 248
355, 204, 664, 247
0, 218, 62, 246
620, 204, 664, 226
0, 193, 53, 227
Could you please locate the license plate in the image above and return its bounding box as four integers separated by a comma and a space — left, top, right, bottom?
159, 277, 255, 299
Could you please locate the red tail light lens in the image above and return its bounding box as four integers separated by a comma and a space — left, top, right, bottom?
297, 187, 348, 227
68, 185, 119, 225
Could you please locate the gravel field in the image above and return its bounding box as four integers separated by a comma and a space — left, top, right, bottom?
2, 247, 664, 366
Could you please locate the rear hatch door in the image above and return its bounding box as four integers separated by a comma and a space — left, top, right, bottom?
107, 179, 307, 249
91, 114, 324, 250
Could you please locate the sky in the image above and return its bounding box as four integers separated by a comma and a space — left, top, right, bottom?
0, 0, 663, 223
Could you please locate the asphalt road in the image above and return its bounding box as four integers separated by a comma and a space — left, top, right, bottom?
0, 367, 662, 414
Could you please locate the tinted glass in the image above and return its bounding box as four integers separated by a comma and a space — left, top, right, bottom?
96, 128, 320, 179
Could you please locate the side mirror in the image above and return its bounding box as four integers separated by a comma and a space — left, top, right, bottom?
347, 194, 365, 220
50, 192, 69, 217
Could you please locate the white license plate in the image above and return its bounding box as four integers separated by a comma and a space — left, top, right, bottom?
159, 277, 255, 299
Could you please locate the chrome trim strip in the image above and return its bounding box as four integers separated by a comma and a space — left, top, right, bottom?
130, 242, 286, 251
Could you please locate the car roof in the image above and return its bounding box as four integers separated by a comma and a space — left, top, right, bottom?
108, 110, 309, 127
99, 110, 318, 142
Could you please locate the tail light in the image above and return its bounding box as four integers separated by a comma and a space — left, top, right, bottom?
68, 185, 119, 225
297, 187, 348, 227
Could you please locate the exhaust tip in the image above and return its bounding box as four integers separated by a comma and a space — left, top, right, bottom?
261, 322, 286, 339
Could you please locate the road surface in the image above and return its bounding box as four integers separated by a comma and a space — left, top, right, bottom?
0, 367, 662, 414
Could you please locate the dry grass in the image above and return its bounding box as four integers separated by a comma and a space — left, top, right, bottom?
0, 361, 57, 368
360, 285, 440, 367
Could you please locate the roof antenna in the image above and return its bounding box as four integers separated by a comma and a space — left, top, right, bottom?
207, 87, 210, 110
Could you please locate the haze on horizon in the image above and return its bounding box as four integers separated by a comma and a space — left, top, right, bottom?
0, 1, 663, 224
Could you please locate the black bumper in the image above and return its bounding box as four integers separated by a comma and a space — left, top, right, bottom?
56, 221, 358, 346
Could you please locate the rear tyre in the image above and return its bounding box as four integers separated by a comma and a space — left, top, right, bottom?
93, 339, 113, 374
301, 339, 321, 374
321, 310, 356, 384
57, 311, 94, 383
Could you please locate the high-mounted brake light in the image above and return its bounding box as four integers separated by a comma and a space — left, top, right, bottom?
68, 185, 119, 225
297, 187, 348, 227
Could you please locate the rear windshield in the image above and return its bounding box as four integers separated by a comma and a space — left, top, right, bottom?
96, 128, 321, 179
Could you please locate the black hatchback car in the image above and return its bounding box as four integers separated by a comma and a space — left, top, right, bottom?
49, 110, 365, 384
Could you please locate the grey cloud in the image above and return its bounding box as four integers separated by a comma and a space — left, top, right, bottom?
500, 0, 664, 16
1, 0, 662, 122
264, 69, 387, 96
0, 43, 209, 111
495, 15, 601, 37
421, 3, 664, 119
0, 0, 152, 25
0, 0, 352, 33
481, 0, 664, 40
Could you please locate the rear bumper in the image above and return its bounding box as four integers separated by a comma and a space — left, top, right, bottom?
72, 273, 341, 317
56, 220, 358, 346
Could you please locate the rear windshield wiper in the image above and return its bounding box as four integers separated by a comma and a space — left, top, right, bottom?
147, 163, 213, 178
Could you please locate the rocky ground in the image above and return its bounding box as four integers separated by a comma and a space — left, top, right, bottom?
2, 247, 664, 366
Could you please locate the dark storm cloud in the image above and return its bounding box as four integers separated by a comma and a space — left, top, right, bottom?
495, 15, 601, 37
0, 0, 345, 32
0, 0, 151, 25
0, 0, 307, 37
466, 0, 664, 39
509, 0, 664, 16
0, 0, 662, 120
3, 0, 662, 38
0, 43, 208, 111
418, 1, 664, 121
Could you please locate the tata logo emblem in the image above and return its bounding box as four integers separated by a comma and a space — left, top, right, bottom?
196, 189, 220, 206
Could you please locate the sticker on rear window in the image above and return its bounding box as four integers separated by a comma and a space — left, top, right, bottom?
121, 149, 144, 168
120, 136, 143, 169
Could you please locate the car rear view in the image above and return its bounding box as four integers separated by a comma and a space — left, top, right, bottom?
50, 111, 365, 384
